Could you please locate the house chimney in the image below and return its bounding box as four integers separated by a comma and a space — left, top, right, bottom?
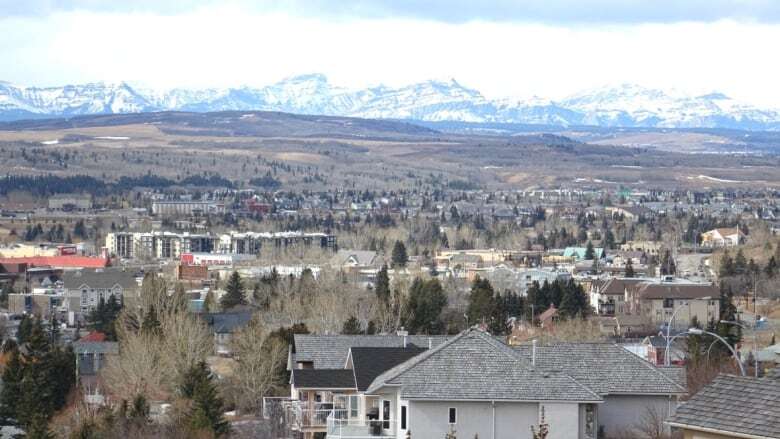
532, 339, 537, 367
397, 327, 408, 348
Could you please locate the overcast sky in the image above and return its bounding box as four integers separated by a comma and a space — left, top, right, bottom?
2, 0, 779, 106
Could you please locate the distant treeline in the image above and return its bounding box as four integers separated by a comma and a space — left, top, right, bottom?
0, 173, 235, 197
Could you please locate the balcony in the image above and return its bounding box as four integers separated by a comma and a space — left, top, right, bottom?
327, 410, 397, 439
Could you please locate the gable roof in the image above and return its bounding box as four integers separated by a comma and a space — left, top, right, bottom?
513, 342, 686, 396
291, 369, 356, 390
348, 347, 426, 391
62, 268, 138, 290
599, 277, 645, 296
331, 250, 378, 267
667, 375, 780, 439
367, 329, 602, 402
293, 334, 448, 369
635, 282, 718, 300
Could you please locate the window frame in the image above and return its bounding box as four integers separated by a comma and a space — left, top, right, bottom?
448, 407, 457, 425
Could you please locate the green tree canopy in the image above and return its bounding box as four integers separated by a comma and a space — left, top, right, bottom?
404, 278, 447, 334
391, 241, 408, 268
221, 271, 247, 309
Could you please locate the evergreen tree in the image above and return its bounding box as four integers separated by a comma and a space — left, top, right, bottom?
17, 314, 33, 344
220, 271, 247, 309
716, 284, 741, 348
375, 265, 391, 305
391, 241, 408, 268
558, 279, 591, 319
1, 318, 75, 431
181, 362, 229, 437
719, 250, 735, 278
404, 278, 447, 334
87, 295, 122, 341
341, 316, 362, 335
466, 277, 496, 327
0, 348, 23, 424
584, 241, 595, 260
624, 258, 635, 278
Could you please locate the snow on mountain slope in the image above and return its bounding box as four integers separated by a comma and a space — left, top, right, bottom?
1, 75, 779, 130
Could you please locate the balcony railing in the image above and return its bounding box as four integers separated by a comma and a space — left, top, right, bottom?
262, 398, 337, 430
327, 409, 396, 438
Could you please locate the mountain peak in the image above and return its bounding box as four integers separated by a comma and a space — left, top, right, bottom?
0, 78, 777, 129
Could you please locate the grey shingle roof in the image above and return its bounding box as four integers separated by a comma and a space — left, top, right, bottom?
291, 369, 356, 389
367, 329, 602, 402
635, 282, 719, 300
293, 334, 448, 369
513, 342, 686, 395
62, 268, 139, 290
201, 311, 253, 334
349, 347, 426, 391
667, 374, 780, 438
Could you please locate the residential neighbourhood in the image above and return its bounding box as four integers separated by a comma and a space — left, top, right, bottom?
0, 183, 778, 438
2, 1, 780, 436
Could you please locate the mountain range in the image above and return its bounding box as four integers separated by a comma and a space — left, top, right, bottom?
2, 74, 779, 130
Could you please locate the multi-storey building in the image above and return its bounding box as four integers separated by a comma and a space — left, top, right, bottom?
106, 231, 336, 260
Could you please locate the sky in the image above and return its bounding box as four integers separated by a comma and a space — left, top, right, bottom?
1, 0, 780, 106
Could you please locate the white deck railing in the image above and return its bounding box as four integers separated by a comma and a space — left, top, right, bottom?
327, 409, 397, 438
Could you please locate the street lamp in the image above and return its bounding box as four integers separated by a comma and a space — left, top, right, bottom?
720, 320, 758, 378
664, 303, 689, 366
688, 327, 746, 376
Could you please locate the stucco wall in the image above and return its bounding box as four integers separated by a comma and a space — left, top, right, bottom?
543, 403, 581, 439
408, 401, 539, 439
598, 395, 675, 437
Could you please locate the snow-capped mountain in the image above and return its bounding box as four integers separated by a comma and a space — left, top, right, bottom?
1, 75, 779, 130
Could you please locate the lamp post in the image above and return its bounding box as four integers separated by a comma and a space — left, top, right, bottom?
664, 303, 689, 366
688, 327, 746, 376
720, 320, 758, 378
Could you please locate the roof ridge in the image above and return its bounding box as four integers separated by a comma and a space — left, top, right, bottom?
366, 329, 477, 392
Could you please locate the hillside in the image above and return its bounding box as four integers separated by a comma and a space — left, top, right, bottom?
0, 111, 778, 192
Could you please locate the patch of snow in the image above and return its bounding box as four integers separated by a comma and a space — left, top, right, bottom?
40, 139, 59, 145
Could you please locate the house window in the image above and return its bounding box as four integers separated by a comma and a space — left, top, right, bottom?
448, 407, 457, 424
401, 405, 407, 430
349, 395, 358, 418
382, 400, 390, 429
663, 298, 674, 308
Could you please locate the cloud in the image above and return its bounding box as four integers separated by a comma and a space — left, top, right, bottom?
3, 0, 780, 24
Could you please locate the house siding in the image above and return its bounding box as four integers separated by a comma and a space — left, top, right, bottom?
599, 395, 675, 437
408, 401, 541, 439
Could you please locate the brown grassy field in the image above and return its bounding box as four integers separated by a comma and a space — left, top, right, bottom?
0, 111, 778, 191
